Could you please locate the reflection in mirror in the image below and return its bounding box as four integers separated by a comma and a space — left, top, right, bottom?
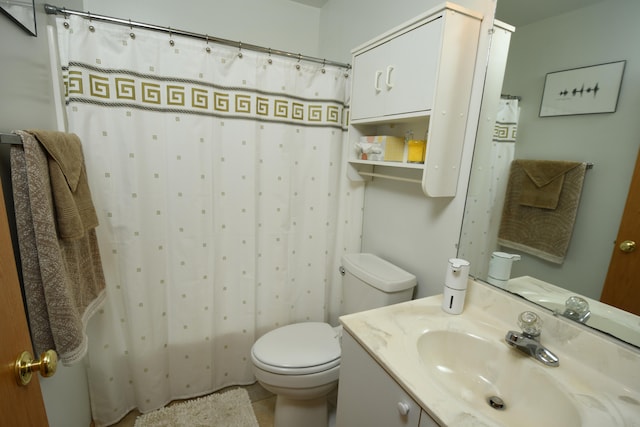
1, 0, 37, 36
507, 276, 640, 347
459, 0, 640, 348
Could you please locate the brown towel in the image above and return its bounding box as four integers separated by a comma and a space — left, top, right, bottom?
11, 130, 106, 365
28, 130, 98, 240
517, 160, 582, 209
498, 160, 587, 264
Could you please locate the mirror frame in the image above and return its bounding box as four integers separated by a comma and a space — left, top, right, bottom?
1, 0, 37, 37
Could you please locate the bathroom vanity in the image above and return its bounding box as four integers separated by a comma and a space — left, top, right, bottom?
335, 280, 640, 426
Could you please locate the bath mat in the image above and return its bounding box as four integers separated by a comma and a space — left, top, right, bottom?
134, 388, 259, 427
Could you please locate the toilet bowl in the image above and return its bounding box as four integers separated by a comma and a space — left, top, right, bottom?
251, 322, 341, 427
250, 253, 416, 427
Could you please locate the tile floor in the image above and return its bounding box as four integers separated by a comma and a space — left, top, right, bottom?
111, 382, 276, 427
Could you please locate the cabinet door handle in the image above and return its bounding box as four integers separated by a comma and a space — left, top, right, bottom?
385, 65, 395, 89
397, 401, 410, 416
374, 70, 383, 92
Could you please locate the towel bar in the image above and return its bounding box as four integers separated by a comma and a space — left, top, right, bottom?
357, 171, 422, 184
0, 133, 22, 145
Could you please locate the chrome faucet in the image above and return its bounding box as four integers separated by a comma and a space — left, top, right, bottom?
559, 296, 591, 324
505, 311, 559, 367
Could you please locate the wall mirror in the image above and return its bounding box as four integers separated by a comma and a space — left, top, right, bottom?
459, 0, 640, 348
1, 0, 37, 36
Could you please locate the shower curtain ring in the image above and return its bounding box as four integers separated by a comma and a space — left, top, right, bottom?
88, 12, 95, 32
296, 53, 301, 70
268, 48, 272, 64
205, 35, 211, 53
238, 42, 243, 58
62, 7, 69, 28
169, 27, 175, 46
129, 19, 135, 39
321, 59, 326, 74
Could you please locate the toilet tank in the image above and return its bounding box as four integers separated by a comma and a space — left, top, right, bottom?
341, 253, 416, 314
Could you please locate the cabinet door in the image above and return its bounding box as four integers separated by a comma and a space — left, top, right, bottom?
420, 410, 440, 427
350, 43, 386, 120
382, 18, 442, 117
350, 17, 443, 122
336, 332, 422, 427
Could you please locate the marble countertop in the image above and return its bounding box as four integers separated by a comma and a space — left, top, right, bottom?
339, 280, 640, 426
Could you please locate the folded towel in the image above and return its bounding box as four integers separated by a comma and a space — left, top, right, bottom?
28, 130, 98, 240
11, 130, 106, 365
498, 160, 587, 264
517, 160, 582, 209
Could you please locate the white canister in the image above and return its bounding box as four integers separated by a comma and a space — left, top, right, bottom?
487, 252, 521, 288
442, 258, 470, 315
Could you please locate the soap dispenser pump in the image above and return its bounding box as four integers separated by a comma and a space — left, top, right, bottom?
441, 258, 470, 315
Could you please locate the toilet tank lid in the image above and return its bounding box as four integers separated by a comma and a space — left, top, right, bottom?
341, 253, 416, 292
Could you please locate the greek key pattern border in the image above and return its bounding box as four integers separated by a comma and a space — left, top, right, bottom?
63, 65, 349, 130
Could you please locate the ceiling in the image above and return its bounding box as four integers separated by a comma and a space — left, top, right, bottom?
287, 0, 610, 26
495, 0, 610, 27
289, 0, 328, 8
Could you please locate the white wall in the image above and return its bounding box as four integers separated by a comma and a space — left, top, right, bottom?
318, 0, 495, 63
501, 0, 640, 299
82, 0, 323, 58
0, 1, 65, 130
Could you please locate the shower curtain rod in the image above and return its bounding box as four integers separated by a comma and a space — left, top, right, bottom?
43, 4, 351, 70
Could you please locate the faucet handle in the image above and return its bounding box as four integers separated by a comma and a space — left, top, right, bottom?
565, 296, 589, 315
518, 311, 542, 337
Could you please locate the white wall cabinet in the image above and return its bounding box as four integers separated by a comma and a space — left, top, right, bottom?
350, 18, 443, 121
346, 3, 483, 197
336, 331, 441, 427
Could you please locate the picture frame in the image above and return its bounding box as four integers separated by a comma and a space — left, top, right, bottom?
0, 0, 37, 36
539, 60, 626, 117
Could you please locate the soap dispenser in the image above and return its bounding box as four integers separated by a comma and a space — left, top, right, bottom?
441, 258, 470, 315
487, 251, 521, 288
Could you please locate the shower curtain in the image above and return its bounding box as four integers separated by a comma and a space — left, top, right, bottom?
52, 15, 361, 426
459, 98, 519, 278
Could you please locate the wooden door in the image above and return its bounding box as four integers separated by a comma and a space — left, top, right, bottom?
0, 180, 49, 426
601, 147, 640, 316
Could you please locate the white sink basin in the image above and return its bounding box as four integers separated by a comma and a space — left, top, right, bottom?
416, 330, 581, 427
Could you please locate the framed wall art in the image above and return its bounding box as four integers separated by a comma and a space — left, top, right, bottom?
539, 60, 626, 117
1, 0, 37, 36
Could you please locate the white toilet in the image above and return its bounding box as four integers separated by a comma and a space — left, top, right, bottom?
250, 253, 416, 427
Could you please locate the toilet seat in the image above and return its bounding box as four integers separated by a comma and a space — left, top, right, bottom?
252, 322, 341, 375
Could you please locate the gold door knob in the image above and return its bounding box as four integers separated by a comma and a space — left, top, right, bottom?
619, 240, 637, 253
15, 349, 58, 386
